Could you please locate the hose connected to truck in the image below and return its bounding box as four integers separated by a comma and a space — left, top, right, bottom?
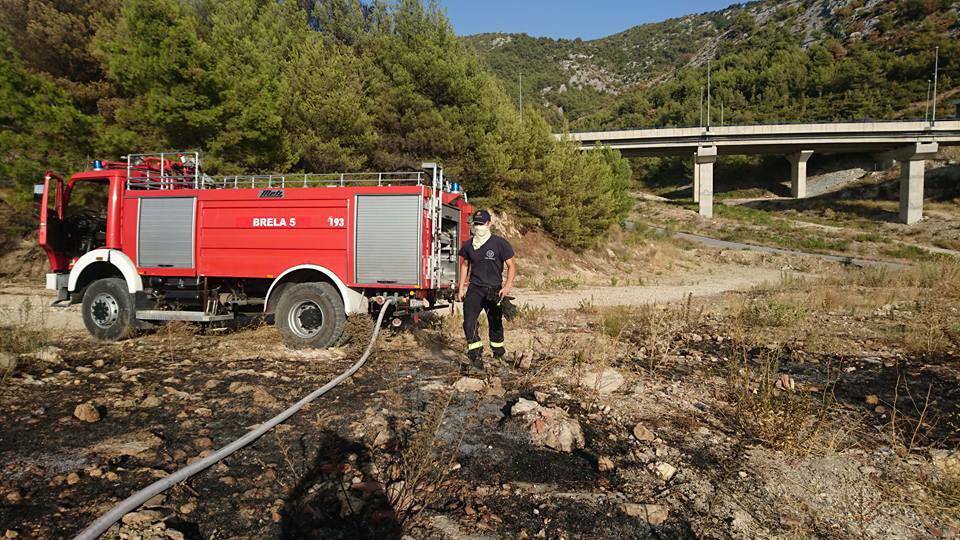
74, 298, 397, 540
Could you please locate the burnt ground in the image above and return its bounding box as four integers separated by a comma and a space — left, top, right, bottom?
1, 283, 959, 539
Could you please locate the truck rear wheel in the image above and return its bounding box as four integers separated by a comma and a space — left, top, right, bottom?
82, 278, 135, 341
276, 282, 346, 349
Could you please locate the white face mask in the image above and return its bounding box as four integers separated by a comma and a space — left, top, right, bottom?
472, 223, 491, 249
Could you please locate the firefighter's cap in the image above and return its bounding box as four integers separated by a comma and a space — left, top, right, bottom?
471, 209, 491, 224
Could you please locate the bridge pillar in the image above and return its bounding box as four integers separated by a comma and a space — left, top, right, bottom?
693, 153, 700, 203
898, 142, 939, 225
696, 146, 718, 218
787, 150, 814, 199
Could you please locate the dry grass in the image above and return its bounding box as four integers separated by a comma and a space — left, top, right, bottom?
723, 343, 837, 454
0, 298, 55, 381
374, 390, 474, 526
737, 296, 808, 329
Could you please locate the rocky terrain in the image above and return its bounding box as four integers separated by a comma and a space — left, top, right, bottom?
1, 249, 958, 538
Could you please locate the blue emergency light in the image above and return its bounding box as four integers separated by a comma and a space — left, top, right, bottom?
93, 160, 103, 170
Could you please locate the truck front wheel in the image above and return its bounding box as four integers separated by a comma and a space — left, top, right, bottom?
276, 282, 346, 349
82, 278, 135, 341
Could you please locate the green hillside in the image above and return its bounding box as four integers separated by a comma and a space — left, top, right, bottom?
465, 0, 960, 131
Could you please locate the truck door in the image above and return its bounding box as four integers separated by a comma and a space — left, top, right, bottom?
38, 173, 69, 272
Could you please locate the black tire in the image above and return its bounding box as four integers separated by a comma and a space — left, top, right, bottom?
275, 282, 346, 349
81, 278, 135, 341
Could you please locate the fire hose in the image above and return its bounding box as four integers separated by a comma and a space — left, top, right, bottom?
74, 298, 397, 540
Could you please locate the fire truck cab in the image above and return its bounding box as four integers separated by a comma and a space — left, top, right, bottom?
39, 152, 472, 348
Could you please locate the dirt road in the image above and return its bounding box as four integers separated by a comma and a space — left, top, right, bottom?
1, 265, 782, 333
513, 265, 783, 310
0, 285, 83, 332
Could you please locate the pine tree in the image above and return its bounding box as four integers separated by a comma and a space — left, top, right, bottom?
92, 0, 219, 156
0, 33, 92, 190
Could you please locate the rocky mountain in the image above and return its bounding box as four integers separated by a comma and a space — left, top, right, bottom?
464, 0, 960, 130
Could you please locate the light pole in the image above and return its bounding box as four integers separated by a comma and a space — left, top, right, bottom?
706, 59, 712, 130
932, 46, 939, 126
925, 79, 931, 122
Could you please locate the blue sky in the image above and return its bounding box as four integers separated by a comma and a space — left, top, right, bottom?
440, 0, 738, 40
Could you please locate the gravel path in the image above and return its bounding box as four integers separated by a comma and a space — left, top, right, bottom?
514, 265, 783, 310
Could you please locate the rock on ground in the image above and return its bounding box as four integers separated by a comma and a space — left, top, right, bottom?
453, 377, 485, 393
510, 399, 584, 453
622, 503, 669, 525
73, 402, 101, 423
633, 423, 656, 442
88, 431, 162, 459
574, 366, 625, 394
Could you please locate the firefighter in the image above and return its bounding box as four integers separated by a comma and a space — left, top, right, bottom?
457, 210, 516, 365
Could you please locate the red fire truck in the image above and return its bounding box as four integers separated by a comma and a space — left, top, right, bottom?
38, 152, 472, 348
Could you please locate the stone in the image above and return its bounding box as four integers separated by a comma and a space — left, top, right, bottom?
145, 494, 166, 507
512, 403, 585, 453
632, 424, 656, 442
486, 377, 505, 398
89, 431, 162, 459
511, 398, 540, 416
518, 354, 533, 370
121, 510, 163, 525
93, 359, 105, 368
533, 391, 549, 403
5, 530, 19, 538
622, 503, 669, 525
453, 377, 485, 393
179, 502, 196, 514
193, 437, 214, 450
30, 347, 63, 365
105, 472, 119, 481
865, 394, 879, 406
775, 374, 796, 391
73, 402, 101, 423
140, 395, 162, 408
66, 472, 80, 485
575, 367, 625, 394
252, 387, 278, 406
228, 382, 252, 393
598, 456, 615, 472
655, 462, 677, 481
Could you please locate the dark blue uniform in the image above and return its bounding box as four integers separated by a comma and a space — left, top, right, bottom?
459, 235, 514, 359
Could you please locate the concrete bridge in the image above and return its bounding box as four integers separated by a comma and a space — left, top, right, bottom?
561, 121, 960, 224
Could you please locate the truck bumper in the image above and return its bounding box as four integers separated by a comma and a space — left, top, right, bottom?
46, 273, 70, 303
46, 273, 68, 290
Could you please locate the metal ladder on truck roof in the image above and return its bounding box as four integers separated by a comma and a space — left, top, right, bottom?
124, 152, 429, 191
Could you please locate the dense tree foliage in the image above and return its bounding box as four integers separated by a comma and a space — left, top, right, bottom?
0, 0, 632, 249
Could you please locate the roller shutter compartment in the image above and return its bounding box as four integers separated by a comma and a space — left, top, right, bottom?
354, 195, 421, 285
137, 197, 196, 268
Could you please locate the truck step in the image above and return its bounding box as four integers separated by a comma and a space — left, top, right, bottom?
136, 310, 235, 322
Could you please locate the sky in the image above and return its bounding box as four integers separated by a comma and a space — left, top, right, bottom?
439, 0, 738, 40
